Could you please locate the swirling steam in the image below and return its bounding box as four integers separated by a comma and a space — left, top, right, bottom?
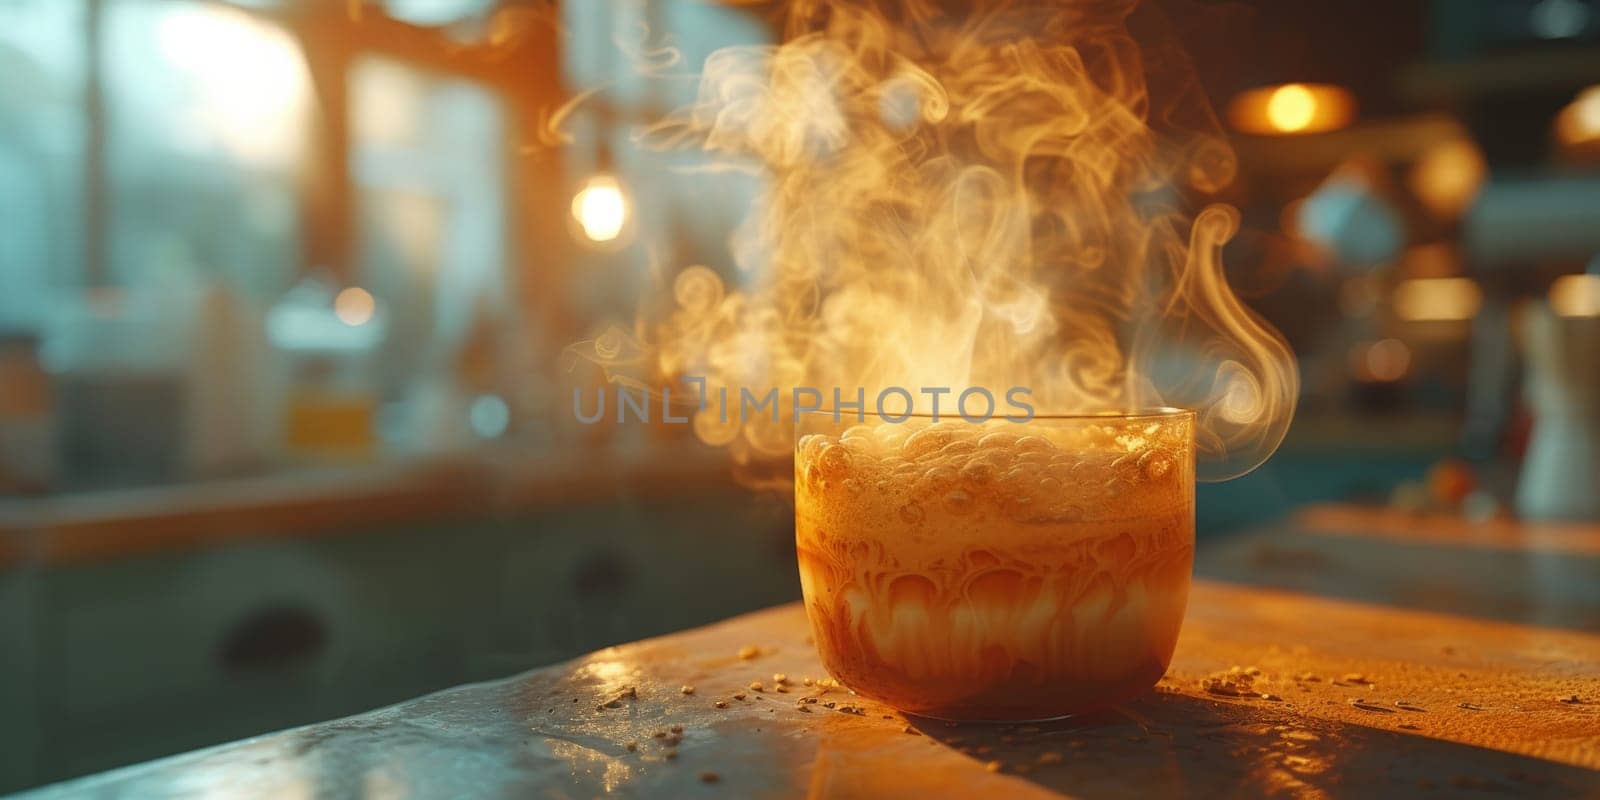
575, 0, 1297, 481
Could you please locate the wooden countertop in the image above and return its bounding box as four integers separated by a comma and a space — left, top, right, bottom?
21, 578, 1599, 799
0, 447, 737, 568
1197, 504, 1600, 632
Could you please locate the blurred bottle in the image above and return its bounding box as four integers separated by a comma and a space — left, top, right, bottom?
188, 283, 276, 478
1516, 300, 1600, 520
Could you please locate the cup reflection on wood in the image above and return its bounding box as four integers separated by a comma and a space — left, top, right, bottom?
795, 409, 1196, 721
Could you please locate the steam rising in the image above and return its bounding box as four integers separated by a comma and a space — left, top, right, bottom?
596, 0, 1298, 481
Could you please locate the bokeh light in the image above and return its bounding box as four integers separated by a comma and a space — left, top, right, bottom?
1393, 277, 1483, 323
1550, 274, 1600, 318
334, 287, 377, 327
1266, 84, 1317, 133
1555, 85, 1600, 148
469, 394, 511, 438
1349, 338, 1412, 382
572, 174, 629, 244
1410, 139, 1487, 220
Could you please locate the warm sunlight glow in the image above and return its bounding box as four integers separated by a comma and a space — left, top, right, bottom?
572, 175, 628, 244
1394, 278, 1483, 323
157, 6, 311, 166
1550, 274, 1600, 318
335, 287, 377, 327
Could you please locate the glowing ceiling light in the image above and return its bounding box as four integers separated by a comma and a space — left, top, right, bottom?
1550, 274, 1600, 318
1228, 83, 1356, 136
335, 287, 377, 326
1393, 277, 1483, 323
572, 175, 629, 244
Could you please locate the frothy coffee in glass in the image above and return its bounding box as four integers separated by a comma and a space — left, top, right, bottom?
794, 410, 1195, 721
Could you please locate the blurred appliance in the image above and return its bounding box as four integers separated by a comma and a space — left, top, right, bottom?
41, 292, 187, 490
1464, 177, 1600, 267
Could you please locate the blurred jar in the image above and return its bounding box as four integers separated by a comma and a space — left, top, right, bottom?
267, 277, 385, 460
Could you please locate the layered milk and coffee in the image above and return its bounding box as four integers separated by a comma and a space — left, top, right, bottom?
794, 412, 1195, 720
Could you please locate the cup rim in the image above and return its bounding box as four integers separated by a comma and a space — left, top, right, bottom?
798, 406, 1196, 422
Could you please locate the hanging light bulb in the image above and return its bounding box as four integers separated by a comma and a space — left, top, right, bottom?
1228, 82, 1357, 136
571, 174, 629, 245
1265, 84, 1317, 133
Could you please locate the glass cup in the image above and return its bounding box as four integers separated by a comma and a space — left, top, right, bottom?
794, 409, 1195, 721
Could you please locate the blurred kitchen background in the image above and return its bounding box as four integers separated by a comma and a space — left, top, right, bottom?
2, 0, 1599, 792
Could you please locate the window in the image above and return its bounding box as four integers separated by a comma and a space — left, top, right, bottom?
0, 0, 87, 328
349, 56, 509, 378
103, 0, 311, 298
558, 0, 769, 293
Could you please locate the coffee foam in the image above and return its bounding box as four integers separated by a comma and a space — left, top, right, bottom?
796, 416, 1193, 560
